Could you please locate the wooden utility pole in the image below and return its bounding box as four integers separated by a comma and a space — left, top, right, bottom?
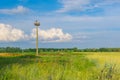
34, 20, 40, 56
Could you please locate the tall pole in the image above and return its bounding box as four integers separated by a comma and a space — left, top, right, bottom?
34, 20, 40, 56
36, 26, 38, 56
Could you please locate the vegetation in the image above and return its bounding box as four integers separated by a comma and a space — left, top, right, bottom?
1, 47, 120, 53
0, 52, 120, 80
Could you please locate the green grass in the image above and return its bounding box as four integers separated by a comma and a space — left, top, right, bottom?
0, 52, 120, 80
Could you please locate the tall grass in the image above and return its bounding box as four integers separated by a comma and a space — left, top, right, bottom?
0, 52, 120, 80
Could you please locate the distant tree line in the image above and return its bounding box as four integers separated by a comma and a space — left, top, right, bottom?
0, 47, 120, 53
0, 47, 22, 53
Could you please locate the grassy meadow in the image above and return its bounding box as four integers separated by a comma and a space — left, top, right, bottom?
0, 52, 120, 80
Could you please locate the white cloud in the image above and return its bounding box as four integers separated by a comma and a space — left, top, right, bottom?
31, 28, 72, 42
0, 23, 28, 42
0, 6, 29, 14
57, 0, 120, 13
0, 23, 72, 43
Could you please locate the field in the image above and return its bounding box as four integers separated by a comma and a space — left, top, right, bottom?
0, 52, 120, 80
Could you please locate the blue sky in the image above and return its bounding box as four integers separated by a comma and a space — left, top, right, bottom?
0, 0, 120, 48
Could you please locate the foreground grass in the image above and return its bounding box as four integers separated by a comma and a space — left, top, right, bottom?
0, 52, 120, 80
86, 52, 120, 67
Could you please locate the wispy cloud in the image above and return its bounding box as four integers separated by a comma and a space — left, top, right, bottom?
0, 6, 29, 14
72, 33, 88, 42
57, 0, 120, 13
31, 28, 72, 42
57, 0, 90, 13
18, 0, 28, 2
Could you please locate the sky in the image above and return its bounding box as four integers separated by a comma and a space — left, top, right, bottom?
0, 0, 120, 48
